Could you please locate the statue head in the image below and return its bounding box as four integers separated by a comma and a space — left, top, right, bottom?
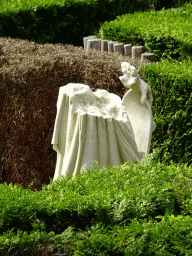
121, 62, 131, 75
120, 62, 140, 89
130, 65, 138, 78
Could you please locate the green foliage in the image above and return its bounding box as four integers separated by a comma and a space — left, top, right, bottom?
0, 0, 152, 47
140, 59, 192, 166
97, 2, 192, 61
0, 156, 192, 254
1, 215, 192, 255
158, 0, 192, 9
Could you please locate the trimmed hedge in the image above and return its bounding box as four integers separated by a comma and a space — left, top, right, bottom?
0, 0, 152, 47
140, 58, 192, 166
96, 2, 192, 61
0, 159, 192, 254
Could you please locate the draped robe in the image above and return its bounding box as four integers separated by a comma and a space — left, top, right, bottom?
51, 83, 140, 180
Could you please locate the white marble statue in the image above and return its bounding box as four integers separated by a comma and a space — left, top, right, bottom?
51, 62, 156, 180
120, 62, 156, 158
119, 62, 153, 106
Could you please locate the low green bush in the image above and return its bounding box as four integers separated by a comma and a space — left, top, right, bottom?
0, 155, 192, 254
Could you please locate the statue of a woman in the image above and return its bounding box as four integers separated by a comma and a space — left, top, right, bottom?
51, 62, 156, 180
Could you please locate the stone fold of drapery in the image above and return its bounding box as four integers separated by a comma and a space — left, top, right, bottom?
51, 83, 140, 180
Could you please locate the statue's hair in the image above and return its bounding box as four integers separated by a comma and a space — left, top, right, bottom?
121, 62, 139, 78
121, 62, 130, 69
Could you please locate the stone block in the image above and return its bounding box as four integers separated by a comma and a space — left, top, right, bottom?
141, 53, 156, 62
113, 43, 124, 55
101, 40, 110, 52
132, 46, 143, 60
83, 35, 96, 51
124, 44, 132, 56
87, 38, 102, 52
108, 41, 118, 53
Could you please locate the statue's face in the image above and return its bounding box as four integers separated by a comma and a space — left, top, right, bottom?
124, 66, 139, 87
121, 62, 130, 75
119, 62, 140, 89
121, 63, 138, 79
130, 66, 138, 78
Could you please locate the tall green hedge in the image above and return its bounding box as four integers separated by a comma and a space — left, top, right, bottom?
157, 0, 191, 9
0, 0, 152, 47
140, 59, 192, 166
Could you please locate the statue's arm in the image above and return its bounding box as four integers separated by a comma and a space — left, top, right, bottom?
119, 62, 153, 107
140, 80, 153, 106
